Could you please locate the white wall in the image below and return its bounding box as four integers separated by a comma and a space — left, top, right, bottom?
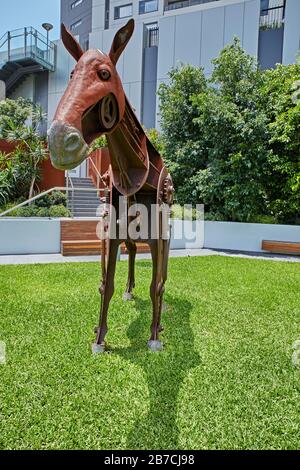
1, 219, 299, 255
282, 0, 300, 65
156, 0, 260, 125
157, 0, 260, 80
0, 219, 61, 255
204, 221, 300, 253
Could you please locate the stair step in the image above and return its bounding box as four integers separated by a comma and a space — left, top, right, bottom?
70, 204, 100, 209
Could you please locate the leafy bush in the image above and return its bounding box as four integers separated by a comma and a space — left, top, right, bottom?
158, 40, 300, 224
49, 205, 70, 218
50, 191, 67, 206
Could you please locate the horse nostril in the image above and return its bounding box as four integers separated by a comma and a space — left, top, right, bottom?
64, 132, 82, 151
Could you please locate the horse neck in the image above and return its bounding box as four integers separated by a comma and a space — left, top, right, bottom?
106, 97, 148, 165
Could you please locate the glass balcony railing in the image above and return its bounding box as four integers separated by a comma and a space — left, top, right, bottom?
164, 0, 219, 12
0, 27, 56, 71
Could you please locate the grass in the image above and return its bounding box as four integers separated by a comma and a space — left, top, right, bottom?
0, 256, 300, 450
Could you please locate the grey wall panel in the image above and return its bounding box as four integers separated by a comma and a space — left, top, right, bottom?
283, 0, 300, 65
142, 46, 158, 128
35, 71, 49, 134
242, 0, 260, 57
122, 22, 144, 84
174, 12, 202, 67
200, 6, 225, 75
224, 2, 244, 45
128, 81, 142, 118
89, 30, 104, 49
157, 16, 176, 79
259, 28, 284, 70
102, 28, 124, 77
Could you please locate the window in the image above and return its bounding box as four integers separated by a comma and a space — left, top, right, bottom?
114, 4, 133, 19
70, 19, 82, 31
71, 0, 83, 9
139, 0, 158, 14
144, 23, 159, 47
261, 0, 269, 15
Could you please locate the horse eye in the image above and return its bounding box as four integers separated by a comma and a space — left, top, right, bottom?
98, 69, 110, 81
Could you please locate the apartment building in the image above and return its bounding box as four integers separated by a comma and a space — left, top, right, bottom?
0, 0, 299, 174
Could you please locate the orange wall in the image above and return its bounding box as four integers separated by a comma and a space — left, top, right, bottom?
39, 157, 65, 191
0, 139, 65, 190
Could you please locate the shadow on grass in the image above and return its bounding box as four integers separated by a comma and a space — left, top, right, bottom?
113, 294, 200, 449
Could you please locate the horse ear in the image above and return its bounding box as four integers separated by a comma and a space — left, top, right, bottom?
61, 23, 84, 62
109, 19, 134, 65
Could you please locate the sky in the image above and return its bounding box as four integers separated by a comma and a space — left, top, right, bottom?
0, 0, 61, 41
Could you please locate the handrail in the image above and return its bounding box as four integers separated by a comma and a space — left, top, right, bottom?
67, 173, 75, 216
88, 156, 108, 191
0, 186, 107, 218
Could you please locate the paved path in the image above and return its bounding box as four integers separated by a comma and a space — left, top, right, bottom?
0, 249, 299, 265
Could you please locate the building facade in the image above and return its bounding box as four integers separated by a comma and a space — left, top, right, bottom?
0, 0, 299, 177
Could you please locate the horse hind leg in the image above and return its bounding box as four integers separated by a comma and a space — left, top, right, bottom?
123, 240, 137, 301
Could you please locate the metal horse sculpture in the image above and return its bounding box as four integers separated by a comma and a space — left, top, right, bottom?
48, 19, 174, 353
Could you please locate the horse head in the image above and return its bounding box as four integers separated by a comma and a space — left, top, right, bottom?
48, 19, 134, 170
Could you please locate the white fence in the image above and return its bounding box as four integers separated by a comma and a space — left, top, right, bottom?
0, 218, 299, 255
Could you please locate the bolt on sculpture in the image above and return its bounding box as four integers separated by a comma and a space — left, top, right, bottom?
48, 19, 174, 352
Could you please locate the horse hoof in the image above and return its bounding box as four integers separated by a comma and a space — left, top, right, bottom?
123, 292, 133, 301
92, 343, 106, 354
147, 340, 163, 352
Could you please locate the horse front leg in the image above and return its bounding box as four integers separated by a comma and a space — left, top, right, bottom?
92, 238, 120, 353
123, 240, 137, 301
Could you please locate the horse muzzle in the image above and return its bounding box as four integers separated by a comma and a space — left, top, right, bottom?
48, 121, 89, 170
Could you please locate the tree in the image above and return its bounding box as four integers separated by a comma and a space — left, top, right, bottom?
158, 39, 300, 224
157, 65, 208, 197
260, 62, 300, 223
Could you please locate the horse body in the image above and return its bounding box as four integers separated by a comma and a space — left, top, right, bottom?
48, 19, 174, 352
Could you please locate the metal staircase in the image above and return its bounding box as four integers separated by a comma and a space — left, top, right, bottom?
68, 177, 102, 218
0, 27, 56, 95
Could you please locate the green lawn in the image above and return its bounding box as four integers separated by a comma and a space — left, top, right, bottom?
0, 256, 300, 450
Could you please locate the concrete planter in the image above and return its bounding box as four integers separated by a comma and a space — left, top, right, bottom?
0, 218, 61, 255
204, 221, 300, 253
0, 218, 299, 255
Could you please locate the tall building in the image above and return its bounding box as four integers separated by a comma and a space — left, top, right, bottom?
60, 0, 93, 49
0, 0, 299, 160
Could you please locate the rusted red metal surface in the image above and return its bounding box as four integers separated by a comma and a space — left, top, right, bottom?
48, 20, 174, 352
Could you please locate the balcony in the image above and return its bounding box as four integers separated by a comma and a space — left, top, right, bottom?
0, 27, 56, 94
164, 0, 218, 12
260, 1, 286, 29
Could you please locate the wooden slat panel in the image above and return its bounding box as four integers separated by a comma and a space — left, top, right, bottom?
61, 220, 99, 241
262, 240, 300, 255
61, 239, 150, 257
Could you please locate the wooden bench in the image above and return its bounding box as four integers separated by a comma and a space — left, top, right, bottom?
262, 240, 300, 255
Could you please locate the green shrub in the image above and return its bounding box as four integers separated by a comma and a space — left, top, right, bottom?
49, 205, 71, 218
35, 207, 50, 217
50, 191, 67, 206
35, 194, 52, 208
